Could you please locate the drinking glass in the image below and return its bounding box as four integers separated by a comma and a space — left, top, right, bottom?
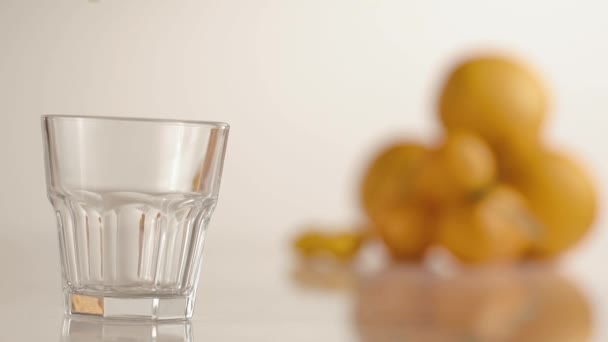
42, 115, 229, 320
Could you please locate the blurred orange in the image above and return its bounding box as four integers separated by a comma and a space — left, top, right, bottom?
514, 151, 597, 257
360, 143, 434, 259
417, 130, 496, 206
361, 143, 428, 217
438, 55, 548, 148
373, 205, 433, 260
435, 185, 537, 264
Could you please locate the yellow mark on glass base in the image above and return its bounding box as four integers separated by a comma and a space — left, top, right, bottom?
71, 294, 104, 316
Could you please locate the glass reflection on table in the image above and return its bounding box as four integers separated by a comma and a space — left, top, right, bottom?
60, 316, 192, 342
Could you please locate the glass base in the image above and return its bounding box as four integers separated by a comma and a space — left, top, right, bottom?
62, 316, 193, 341
65, 290, 196, 320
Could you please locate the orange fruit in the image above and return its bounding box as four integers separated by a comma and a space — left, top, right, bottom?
438, 55, 548, 173
515, 152, 597, 257
373, 205, 433, 260
417, 130, 496, 206
361, 143, 429, 218
435, 185, 538, 264
495, 134, 545, 181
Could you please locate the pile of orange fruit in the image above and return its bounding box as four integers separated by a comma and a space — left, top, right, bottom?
295, 54, 597, 265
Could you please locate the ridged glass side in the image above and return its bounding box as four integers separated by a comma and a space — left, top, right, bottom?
49, 190, 216, 297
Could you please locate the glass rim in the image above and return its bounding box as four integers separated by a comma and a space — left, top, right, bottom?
42, 114, 229, 129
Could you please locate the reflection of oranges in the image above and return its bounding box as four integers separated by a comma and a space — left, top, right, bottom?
417, 130, 496, 206
355, 266, 446, 341
439, 55, 548, 150
290, 260, 356, 292
353, 266, 591, 342
433, 269, 532, 341
515, 152, 597, 257
436, 185, 537, 264
361, 143, 428, 217
513, 271, 592, 342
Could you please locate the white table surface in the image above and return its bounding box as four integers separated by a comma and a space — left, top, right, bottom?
0, 226, 356, 341
1, 223, 606, 342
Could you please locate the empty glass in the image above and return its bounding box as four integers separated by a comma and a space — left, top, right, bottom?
42, 115, 229, 320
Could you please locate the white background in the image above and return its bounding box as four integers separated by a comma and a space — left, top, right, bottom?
1, 1, 608, 340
